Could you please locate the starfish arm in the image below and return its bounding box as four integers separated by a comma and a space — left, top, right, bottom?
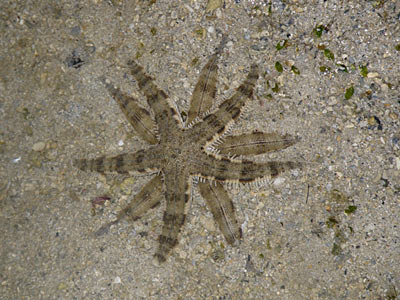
95, 175, 163, 236
216, 132, 299, 156
198, 181, 242, 245
155, 167, 190, 263
74, 147, 161, 174
127, 60, 181, 136
193, 154, 302, 183
189, 64, 259, 143
187, 53, 219, 124
101, 79, 159, 145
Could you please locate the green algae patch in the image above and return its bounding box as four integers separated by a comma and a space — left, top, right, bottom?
323, 49, 335, 61
275, 61, 283, 73
276, 40, 288, 51
345, 86, 354, 100
360, 65, 368, 77
291, 65, 300, 75
345, 205, 357, 214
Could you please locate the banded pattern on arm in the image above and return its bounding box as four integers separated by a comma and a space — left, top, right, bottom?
155, 167, 190, 263
187, 34, 227, 124
95, 175, 163, 236
187, 53, 219, 124
128, 60, 181, 136
74, 147, 161, 174
190, 64, 259, 143
101, 79, 158, 145
198, 181, 242, 245
193, 154, 302, 183
216, 132, 299, 156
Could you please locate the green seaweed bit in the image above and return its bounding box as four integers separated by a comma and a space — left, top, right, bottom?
323, 49, 335, 61
150, 27, 157, 36
266, 239, 272, 250
191, 57, 199, 67
194, 28, 204, 37
135, 51, 143, 59
336, 64, 348, 72
360, 65, 368, 77
265, 93, 273, 99
268, 2, 272, 14
348, 226, 354, 233
22, 107, 30, 120
259, 253, 265, 259
344, 205, 357, 214
313, 25, 327, 38
291, 65, 300, 75
276, 40, 288, 51
319, 65, 331, 73
275, 61, 283, 72
345, 86, 354, 100
271, 82, 280, 93
326, 216, 339, 228
331, 243, 342, 255
395, 44, 400, 51
350, 63, 356, 71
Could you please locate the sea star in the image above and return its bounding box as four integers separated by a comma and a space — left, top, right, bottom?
74, 37, 301, 262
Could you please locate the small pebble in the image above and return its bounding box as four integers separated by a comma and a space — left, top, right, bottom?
171, 11, 177, 19
389, 112, 398, 120
367, 72, 379, 78
32, 142, 46, 152
273, 177, 286, 186
113, 276, 121, 284
395, 157, 400, 170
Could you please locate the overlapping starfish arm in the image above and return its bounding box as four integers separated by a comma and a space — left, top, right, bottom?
216, 132, 299, 156
198, 181, 242, 245
101, 78, 159, 145
190, 64, 259, 143
155, 167, 191, 263
192, 153, 302, 183
127, 60, 181, 137
73, 146, 162, 174
95, 174, 163, 237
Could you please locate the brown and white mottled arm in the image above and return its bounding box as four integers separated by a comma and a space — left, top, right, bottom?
190, 64, 259, 144
74, 146, 161, 174
216, 131, 299, 156
127, 60, 181, 137
198, 181, 242, 245
95, 174, 163, 236
187, 53, 219, 124
101, 79, 159, 145
193, 154, 302, 183
187, 34, 227, 124
155, 166, 191, 263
